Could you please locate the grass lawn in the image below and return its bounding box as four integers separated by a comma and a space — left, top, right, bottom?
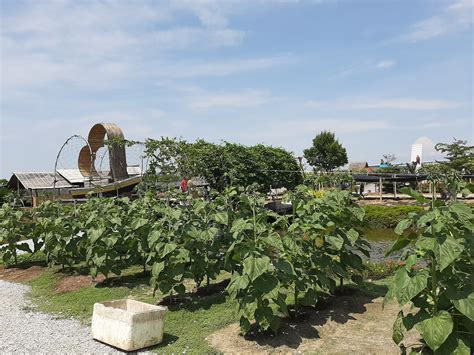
22, 266, 239, 354
2, 254, 393, 354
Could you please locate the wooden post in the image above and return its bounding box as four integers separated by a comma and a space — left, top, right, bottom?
379, 176, 383, 201
393, 182, 397, 199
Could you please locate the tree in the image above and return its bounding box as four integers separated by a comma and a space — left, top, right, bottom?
382, 153, 396, 165
435, 138, 474, 173
142, 138, 303, 192
304, 131, 348, 172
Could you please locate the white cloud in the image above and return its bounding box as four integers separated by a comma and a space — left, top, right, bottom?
0, 1, 250, 92
413, 136, 443, 161
155, 56, 295, 78
376, 60, 396, 69
335, 59, 397, 78
351, 98, 459, 110
307, 97, 460, 110
398, 0, 473, 42
247, 119, 392, 142
189, 90, 272, 109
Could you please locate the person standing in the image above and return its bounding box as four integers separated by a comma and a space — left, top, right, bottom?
180, 177, 188, 193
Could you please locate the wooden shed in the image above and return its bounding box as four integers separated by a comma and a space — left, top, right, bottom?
7, 172, 73, 206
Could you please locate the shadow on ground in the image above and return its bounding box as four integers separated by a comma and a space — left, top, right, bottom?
210, 282, 389, 352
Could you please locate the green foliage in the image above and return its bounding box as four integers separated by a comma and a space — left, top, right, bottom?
420, 164, 470, 202
0, 178, 10, 205
363, 205, 424, 229
142, 138, 303, 192
0, 186, 368, 335
363, 260, 401, 280
435, 138, 474, 173
304, 172, 353, 190
385, 188, 473, 353
227, 186, 369, 333
0, 204, 29, 265
303, 131, 348, 172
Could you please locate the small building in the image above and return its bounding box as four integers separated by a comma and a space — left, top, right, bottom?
7, 172, 73, 206
6, 167, 144, 206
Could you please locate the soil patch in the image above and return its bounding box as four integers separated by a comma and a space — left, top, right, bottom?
0, 265, 44, 282
207, 293, 419, 354
55, 274, 106, 293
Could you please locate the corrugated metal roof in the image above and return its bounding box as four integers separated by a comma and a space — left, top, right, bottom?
12, 172, 72, 189
57, 169, 87, 184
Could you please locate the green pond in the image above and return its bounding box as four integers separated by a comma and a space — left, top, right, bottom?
362, 228, 399, 242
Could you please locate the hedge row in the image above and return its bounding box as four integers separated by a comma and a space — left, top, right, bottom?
363, 205, 424, 229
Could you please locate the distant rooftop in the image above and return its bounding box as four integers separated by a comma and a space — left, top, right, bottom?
9, 172, 72, 190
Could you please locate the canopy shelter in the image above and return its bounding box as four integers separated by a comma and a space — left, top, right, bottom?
7, 172, 73, 206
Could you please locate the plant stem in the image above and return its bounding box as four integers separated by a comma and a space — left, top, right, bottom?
430, 255, 438, 314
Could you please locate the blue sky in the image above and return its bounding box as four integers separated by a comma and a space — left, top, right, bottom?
0, 0, 472, 178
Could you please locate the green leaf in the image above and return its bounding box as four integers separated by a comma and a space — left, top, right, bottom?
131, 218, 147, 230
438, 237, 464, 271
239, 316, 251, 334
273, 259, 295, 275
392, 268, 409, 300
415, 237, 437, 252
416, 311, 453, 351
231, 218, 252, 234
110, 217, 122, 226
393, 311, 405, 345
325, 234, 344, 250
435, 334, 470, 355
400, 187, 428, 203
450, 203, 473, 223
174, 283, 186, 294
398, 271, 429, 305
254, 273, 279, 295
395, 219, 412, 235
402, 310, 430, 331
88, 228, 104, 244
226, 274, 249, 298
243, 255, 270, 281
254, 305, 274, 330
152, 262, 165, 277
163, 243, 177, 256
159, 281, 172, 294
346, 228, 359, 244
385, 238, 410, 256
453, 293, 474, 321
341, 253, 362, 269
214, 211, 228, 225
416, 213, 435, 228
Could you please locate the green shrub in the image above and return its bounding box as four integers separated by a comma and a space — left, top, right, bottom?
363, 205, 424, 229
385, 189, 473, 353
363, 260, 400, 280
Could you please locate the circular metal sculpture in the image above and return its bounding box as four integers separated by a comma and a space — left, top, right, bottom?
54, 134, 93, 190
78, 123, 129, 181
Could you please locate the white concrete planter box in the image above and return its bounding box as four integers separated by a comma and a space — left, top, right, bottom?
91, 299, 167, 351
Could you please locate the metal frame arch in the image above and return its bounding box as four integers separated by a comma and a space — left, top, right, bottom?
53, 134, 93, 193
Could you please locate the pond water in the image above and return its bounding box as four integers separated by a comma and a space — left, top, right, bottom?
362, 228, 399, 242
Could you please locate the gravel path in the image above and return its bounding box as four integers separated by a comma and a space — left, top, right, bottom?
0, 280, 122, 354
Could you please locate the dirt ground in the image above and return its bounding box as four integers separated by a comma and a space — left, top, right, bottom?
207, 291, 419, 354
55, 274, 106, 293
0, 265, 44, 282
0, 264, 106, 293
